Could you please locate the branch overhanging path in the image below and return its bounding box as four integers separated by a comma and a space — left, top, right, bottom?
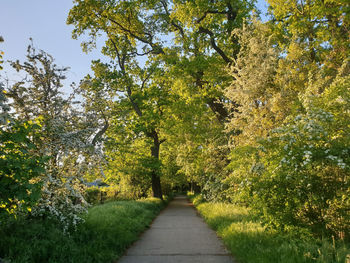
118, 196, 234, 263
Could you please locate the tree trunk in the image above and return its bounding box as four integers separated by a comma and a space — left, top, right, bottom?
150, 130, 163, 200
207, 98, 229, 123
151, 171, 162, 199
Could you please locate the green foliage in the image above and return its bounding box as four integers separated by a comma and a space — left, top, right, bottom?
0, 198, 166, 263
267, 0, 350, 71
0, 121, 46, 220
103, 133, 154, 199
194, 201, 350, 263
226, 20, 282, 145
227, 61, 350, 239
85, 185, 128, 205
190, 193, 205, 206
85, 187, 102, 205
0, 40, 46, 222
67, 0, 257, 199
198, 136, 231, 201
225, 0, 350, 240
160, 151, 187, 195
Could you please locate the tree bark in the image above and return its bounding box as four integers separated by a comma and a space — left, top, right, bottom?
206, 97, 229, 123
149, 129, 163, 200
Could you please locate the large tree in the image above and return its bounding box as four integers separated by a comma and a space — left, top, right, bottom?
79, 55, 171, 198
67, 0, 255, 198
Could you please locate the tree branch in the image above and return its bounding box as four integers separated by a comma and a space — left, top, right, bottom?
196, 3, 237, 24
198, 27, 232, 64
206, 97, 229, 123
196, 10, 228, 24
106, 31, 144, 118
97, 12, 164, 55
92, 117, 109, 146
141, 69, 154, 90
160, 0, 185, 38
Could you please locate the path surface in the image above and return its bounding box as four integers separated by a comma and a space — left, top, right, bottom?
118, 196, 233, 263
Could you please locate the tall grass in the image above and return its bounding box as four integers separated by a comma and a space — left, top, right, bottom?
0, 197, 167, 263
190, 195, 350, 263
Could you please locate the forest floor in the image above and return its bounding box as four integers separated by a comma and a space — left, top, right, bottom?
118, 195, 234, 263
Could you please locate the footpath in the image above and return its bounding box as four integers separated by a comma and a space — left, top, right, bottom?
118, 196, 234, 263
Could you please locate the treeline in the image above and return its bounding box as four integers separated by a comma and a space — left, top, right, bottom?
1, 0, 349, 241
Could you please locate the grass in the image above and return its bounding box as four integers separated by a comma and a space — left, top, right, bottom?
0, 197, 168, 263
189, 195, 350, 263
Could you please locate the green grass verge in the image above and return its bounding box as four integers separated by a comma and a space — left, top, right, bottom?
0, 197, 168, 263
189, 195, 350, 263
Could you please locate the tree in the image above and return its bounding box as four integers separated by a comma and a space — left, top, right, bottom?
67, 0, 256, 198
80, 53, 174, 198
225, 20, 281, 147
267, 0, 350, 94
5, 43, 100, 230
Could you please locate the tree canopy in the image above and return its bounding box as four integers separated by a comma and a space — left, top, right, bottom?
0, 0, 349, 241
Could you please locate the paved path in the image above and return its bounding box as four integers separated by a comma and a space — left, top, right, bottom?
118, 196, 233, 263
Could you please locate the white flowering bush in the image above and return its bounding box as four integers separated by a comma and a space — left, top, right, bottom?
32, 174, 88, 232
253, 106, 349, 236
4, 44, 102, 232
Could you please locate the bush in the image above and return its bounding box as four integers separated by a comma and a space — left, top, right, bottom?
85, 187, 102, 204
0, 120, 46, 221
85, 184, 136, 205
192, 194, 205, 206
227, 63, 350, 240
253, 108, 349, 238
32, 175, 88, 232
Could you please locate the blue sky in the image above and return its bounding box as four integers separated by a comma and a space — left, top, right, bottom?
1, 0, 268, 92
0, 0, 103, 88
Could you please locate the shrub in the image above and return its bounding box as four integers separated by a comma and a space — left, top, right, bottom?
85, 187, 104, 204
85, 185, 120, 205
227, 62, 350, 239
32, 175, 88, 232
0, 120, 46, 221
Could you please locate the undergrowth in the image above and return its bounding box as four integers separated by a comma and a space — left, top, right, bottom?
0, 197, 168, 263
189, 194, 350, 263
